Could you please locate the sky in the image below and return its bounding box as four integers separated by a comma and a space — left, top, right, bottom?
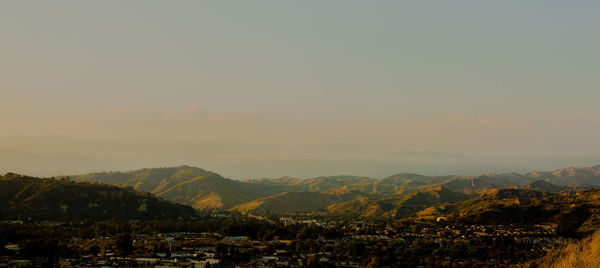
1, 1, 600, 179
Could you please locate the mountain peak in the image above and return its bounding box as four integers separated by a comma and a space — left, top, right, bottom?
73, 166, 278, 209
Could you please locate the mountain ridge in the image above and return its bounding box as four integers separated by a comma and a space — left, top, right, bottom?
71, 164, 600, 212
0, 173, 197, 221
73, 166, 281, 209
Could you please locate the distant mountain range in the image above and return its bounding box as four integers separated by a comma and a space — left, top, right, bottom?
70, 165, 600, 214
0, 173, 197, 221
3, 164, 600, 234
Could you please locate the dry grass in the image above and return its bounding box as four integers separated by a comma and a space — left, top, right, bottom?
536, 231, 600, 268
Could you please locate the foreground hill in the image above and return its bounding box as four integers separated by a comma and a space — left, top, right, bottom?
0, 173, 197, 221
534, 230, 600, 267
73, 166, 282, 209
324, 185, 600, 236
449, 188, 600, 236
450, 189, 552, 218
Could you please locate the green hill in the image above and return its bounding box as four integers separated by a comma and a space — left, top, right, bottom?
0, 173, 197, 221
73, 166, 282, 209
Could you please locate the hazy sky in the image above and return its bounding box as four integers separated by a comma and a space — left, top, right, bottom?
1, 1, 600, 178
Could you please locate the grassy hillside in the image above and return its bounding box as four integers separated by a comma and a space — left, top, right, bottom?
73, 166, 216, 192
0, 173, 197, 221
72, 164, 600, 214
534, 230, 600, 267
450, 189, 551, 218
231, 191, 365, 214
330, 166, 600, 198
449, 188, 600, 236
327, 187, 473, 217
328, 174, 451, 196
73, 166, 283, 209
246, 176, 302, 186
380, 173, 447, 187
525, 180, 571, 192
248, 175, 377, 193
423, 178, 505, 194
152, 175, 281, 209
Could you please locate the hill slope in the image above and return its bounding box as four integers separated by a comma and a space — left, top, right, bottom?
534, 230, 600, 267
449, 188, 600, 236
327, 187, 473, 217
327, 166, 600, 197
525, 180, 571, 193
73, 166, 282, 209
526, 165, 600, 186
232, 191, 365, 214
247, 175, 377, 192
72, 164, 600, 212
0, 173, 197, 221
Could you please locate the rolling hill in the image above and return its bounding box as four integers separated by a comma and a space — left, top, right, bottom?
247, 175, 377, 192
526, 165, 600, 186
0, 173, 197, 221
534, 229, 600, 267
447, 188, 600, 236
231, 191, 366, 214
331, 166, 600, 197
327, 187, 473, 217
71, 164, 600, 215
73, 166, 283, 209
427, 178, 506, 194
449, 188, 552, 218
525, 180, 571, 193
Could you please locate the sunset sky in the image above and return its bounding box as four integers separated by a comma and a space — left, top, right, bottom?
1, 1, 599, 178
